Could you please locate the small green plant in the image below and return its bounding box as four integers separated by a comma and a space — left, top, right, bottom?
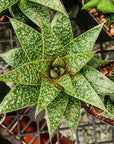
0, 0, 114, 138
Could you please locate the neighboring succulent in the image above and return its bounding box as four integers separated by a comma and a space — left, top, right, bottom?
0, 2, 114, 138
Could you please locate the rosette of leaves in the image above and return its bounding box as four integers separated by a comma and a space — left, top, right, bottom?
0, 11, 114, 138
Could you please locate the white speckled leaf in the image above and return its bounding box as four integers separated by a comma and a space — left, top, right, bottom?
0, 0, 17, 13
55, 74, 75, 96
65, 24, 103, 55
18, 0, 50, 27
0, 65, 41, 85
81, 65, 114, 95
35, 77, 61, 115
10, 18, 43, 61
29, 0, 67, 16
0, 48, 29, 68
62, 52, 94, 75
31, 59, 52, 76
0, 84, 40, 114
46, 91, 68, 138
41, 20, 65, 59
52, 56, 65, 67
64, 96, 81, 132
51, 12, 73, 46
72, 73, 106, 111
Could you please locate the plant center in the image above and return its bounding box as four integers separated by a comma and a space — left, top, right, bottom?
50, 66, 65, 78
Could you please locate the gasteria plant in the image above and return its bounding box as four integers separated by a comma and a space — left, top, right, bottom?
0, 1, 114, 138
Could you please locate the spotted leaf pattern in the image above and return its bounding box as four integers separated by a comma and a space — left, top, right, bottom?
0, 48, 29, 68
65, 24, 103, 55
81, 65, 114, 95
0, 84, 40, 114
0, 0, 17, 13
18, 0, 51, 27
0, 65, 41, 85
30, 0, 67, 16
35, 77, 61, 115
63, 52, 95, 75
64, 97, 81, 132
10, 18, 43, 61
51, 12, 73, 46
41, 20, 65, 59
46, 91, 68, 138
72, 73, 106, 111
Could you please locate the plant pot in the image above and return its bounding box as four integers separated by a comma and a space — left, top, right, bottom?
85, 62, 114, 126
76, 2, 114, 42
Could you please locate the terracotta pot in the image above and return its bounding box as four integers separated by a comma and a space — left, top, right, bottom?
85, 62, 114, 126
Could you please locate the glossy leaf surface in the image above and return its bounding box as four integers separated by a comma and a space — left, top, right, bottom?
46, 91, 68, 138
0, 0, 17, 13
72, 73, 106, 111
81, 65, 114, 95
30, 0, 67, 16
51, 12, 73, 46
0, 48, 29, 68
35, 77, 61, 115
55, 74, 75, 96
18, 0, 50, 27
41, 20, 65, 59
65, 24, 103, 55
64, 97, 81, 131
10, 18, 43, 61
63, 52, 94, 75
82, 0, 99, 9
0, 65, 41, 85
0, 84, 40, 114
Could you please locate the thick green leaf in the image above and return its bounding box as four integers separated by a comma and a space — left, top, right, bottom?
51, 12, 73, 46
41, 20, 65, 59
65, 24, 103, 55
81, 65, 114, 95
111, 69, 114, 82
46, 91, 68, 138
0, 0, 17, 13
64, 96, 81, 132
9, 4, 29, 23
31, 59, 52, 76
97, 0, 114, 13
0, 84, 40, 114
10, 18, 43, 61
63, 52, 94, 75
30, 0, 67, 16
18, 0, 51, 27
0, 48, 29, 68
72, 73, 106, 111
55, 74, 75, 96
35, 77, 61, 115
52, 56, 65, 67
0, 65, 41, 85
87, 57, 109, 69
82, 0, 100, 9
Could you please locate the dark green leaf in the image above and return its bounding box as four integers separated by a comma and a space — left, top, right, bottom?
46, 91, 68, 138
64, 96, 81, 132
111, 69, 114, 82
0, 65, 41, 85
41, 20, 65, 59
18, 0, 51, 27
10, 18, 43, 61
51, 12, 73, 46
63, 52, 94, 75
65, 24, 103, 55
55, 74, 75, 96
72, 73, 106, 111
0, 0, 17, 13
0, 48, 29, 68
81, 65, 114, 95
30, 0, 67, 16
0, 84, 40, 114
35, 77, 61, 115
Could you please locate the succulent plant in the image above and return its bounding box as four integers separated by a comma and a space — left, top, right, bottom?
0, 1, 114, 138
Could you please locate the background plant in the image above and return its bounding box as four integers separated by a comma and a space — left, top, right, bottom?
0, 0, 114, 138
